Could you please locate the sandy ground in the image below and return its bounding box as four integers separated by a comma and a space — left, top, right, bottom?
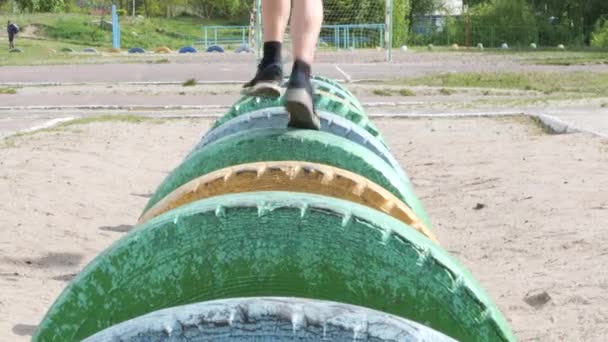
1, 117, 607, 341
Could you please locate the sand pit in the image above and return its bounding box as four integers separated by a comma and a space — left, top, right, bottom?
1, 117, 607, 341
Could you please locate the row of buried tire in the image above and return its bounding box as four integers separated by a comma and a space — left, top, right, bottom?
128, 45, 253, 54
33, 76, 515, 341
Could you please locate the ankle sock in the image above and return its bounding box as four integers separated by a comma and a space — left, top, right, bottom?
290, 59, 312, 87
261, 41, 282, 67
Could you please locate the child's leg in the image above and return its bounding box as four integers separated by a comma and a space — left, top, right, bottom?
262, 0, 290, 44
290, 0, 323, 65
285, 0, 323, 130
242, 0, 291, 97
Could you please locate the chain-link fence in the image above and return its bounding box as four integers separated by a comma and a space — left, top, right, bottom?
253, 0, 393, 62
410, 16, 594, 48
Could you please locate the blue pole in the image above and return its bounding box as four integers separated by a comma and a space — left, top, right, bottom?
112, 5, 120, 49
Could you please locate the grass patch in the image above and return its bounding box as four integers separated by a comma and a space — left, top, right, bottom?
0, 13, 243, 50
182, 78, 197, 87
526, 53, 608, 66
439, 88, 455, 95
44, 18, 105, 43
372, 88, 416, 96
395, 72, 608, 96
602, 103, 608, 108
398, 88, 416, 96
372, 88, 393, 96
149, 58, 170, 64
1, 115, 164, 148
0, 87, 17, 94
57, 115, 164, 127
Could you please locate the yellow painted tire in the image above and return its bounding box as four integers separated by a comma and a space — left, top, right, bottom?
139, 161, 436, 243
154, 46, 172, 54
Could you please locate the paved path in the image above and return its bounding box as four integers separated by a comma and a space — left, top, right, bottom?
1, 52, 606, 138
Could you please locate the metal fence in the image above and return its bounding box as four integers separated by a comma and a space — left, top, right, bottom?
197, 26, 251, 50
253, 0, 394, 62
319, 24, 386, 49
410, 16, 594, 48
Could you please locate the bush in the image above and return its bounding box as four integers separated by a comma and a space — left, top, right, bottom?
591, 18, 608, 48
464, 0, 538, 47
15, 0, 64, 12
393, 0, 410, 46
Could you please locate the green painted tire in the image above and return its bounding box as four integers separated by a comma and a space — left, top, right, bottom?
34, 192, 514, 342
142, 129, 429, 227
312, 75, 357, 100
193, 108, 407, 182
311, 77, 364, 111
213, 92, 381, 143
85, 297, 456, 341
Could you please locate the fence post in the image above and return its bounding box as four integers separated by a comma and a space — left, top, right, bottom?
204, 26, 208, 50
385, 0, 393, 62
112, 5, 120, 49
255, 0, 262, 61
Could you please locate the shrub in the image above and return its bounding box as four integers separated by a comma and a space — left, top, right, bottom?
591, 18, 608, 48
46, 19, 105, 43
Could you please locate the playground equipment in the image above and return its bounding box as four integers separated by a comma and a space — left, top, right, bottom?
33, 77, 515, 342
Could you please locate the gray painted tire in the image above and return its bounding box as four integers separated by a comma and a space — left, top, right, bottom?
193, 107, 409, 183
84, 297, 456, 341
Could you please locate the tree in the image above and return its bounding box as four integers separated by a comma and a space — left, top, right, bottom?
409, 0, 442, 22
465, 0, 537, 46
15, 0, 65, 12
529, 0, 608, 44
188, 0, 248, 19
393, 0, 410, 46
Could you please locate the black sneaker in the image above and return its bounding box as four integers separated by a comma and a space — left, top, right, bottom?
241, 62, 284, 97
286, 74, 320, 130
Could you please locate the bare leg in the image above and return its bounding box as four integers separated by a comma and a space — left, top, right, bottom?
242, 0, 291, 96
284, 0, 323, 130
290, 0, 323, 65
262, 0, 291, 43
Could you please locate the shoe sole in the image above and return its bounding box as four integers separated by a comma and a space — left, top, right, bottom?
241, 82, 282, 98
286, 88, 320, 130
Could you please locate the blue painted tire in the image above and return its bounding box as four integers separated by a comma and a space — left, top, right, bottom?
206, 45, 225, 53
128, 47, 146, 54
178, 46, 197, 54
193, 107, 409, 183
84, 297, 456, 341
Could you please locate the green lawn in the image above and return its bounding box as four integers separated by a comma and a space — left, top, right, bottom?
0, 13, 242, 50
395, 71, 608, 96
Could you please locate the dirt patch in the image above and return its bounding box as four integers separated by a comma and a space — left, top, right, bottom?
0, 117, 607, 341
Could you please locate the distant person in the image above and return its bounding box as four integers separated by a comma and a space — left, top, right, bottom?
7, 21, 19, 49
242, 0, 323, 130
